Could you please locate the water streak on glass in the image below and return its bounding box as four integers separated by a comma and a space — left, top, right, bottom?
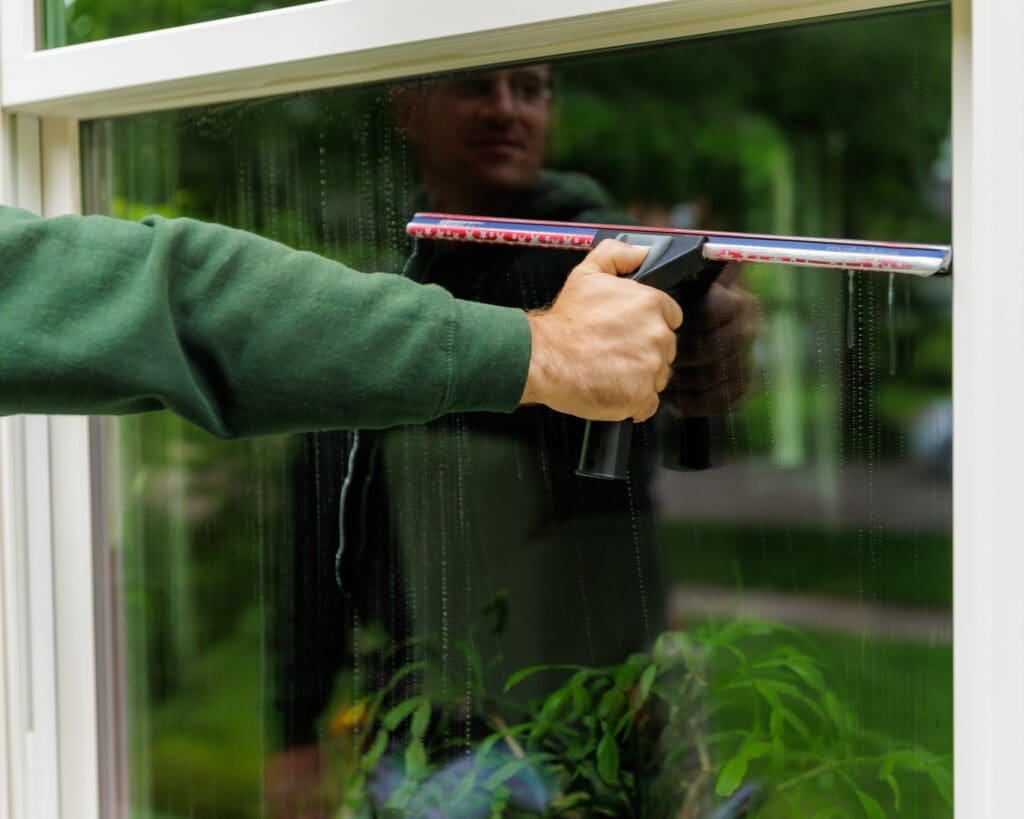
85, 6, 953, 817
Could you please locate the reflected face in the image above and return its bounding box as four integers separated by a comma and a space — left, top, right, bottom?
401, 66, 553, 208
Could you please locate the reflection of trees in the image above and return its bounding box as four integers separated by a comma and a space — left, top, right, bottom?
119, 413, 289, 701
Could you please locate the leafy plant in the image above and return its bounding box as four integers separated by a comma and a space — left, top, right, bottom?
325, 617, 951, 818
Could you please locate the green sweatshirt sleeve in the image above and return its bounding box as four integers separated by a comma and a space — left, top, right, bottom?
0, 206, 532, 437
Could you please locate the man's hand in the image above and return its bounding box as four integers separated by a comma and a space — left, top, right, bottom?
520, 239, 682, 422
662, 269, 758, 418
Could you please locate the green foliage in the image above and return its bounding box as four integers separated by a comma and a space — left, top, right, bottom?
328, 618, 951, 817
44, 0, 311, 46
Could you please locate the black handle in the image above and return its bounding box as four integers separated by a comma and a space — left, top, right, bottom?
575, 231, 720, 480
576, 414, 712, 479
661, 414, 713, 471
576, 418, 634, 480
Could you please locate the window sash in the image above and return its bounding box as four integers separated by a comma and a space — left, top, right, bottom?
2, 0, 930, 118
3, 0, 1022, 818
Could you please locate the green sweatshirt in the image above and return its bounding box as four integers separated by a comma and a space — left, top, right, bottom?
0, 206, 532, 437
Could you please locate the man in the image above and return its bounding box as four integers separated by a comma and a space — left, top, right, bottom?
0, 205, 678, 430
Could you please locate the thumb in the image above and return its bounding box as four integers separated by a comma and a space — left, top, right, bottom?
579, 239, 649, 278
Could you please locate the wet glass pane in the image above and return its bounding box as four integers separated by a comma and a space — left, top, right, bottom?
85, 6, 952, 817
41, 0, 312, 48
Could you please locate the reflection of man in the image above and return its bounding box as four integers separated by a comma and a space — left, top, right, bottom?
269, 65, 755, 818
388, 63, 756, 675
393, 66, 554, 215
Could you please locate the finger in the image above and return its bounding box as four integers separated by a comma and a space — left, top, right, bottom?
679, 282, 756, 332
676, 330, 751, 368
682, 282, 739, 331
673, 349, 751, 390
664, 327, 678, 365
661, 294, 684, 332
632, 393, 660, 423
655, 364, 672, 393
583, 239, 650, 277
674, 379, 747, 416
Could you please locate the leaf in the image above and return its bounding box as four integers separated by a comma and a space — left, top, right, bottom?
411, 700, 432, 739
549, 791, 591, 811
382, 697, 421, 732
614, 662, 641, 689
478, 731, 503, 758
892, 749, 952, 804
528, 721, 550, 744
785, 656, 828, 692
598, 688, 626, 721
823, 691, 858, 735
504, 664, 587, 692
753, 678, 813, 709
715, 756, 749, 798
567, 735, 597, 761
571, 685, 593, 714
404, 738, 428, 780
489, 785, 511, 815
597, 730, 620, 783
450, 770, 478, 805
483, 758, 533, 791
614, 710, 635, 736
540, 688, 571, 721
855, 789, 887, 819
742, 741, 772, 761
362, 730, 389, 773
770, 705, 810, 738
881, 773, 901, 812
715, 738, 771, 798
636, 664, 658, 705
878, 756, 901, 810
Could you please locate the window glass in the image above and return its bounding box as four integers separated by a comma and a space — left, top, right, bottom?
41, 0, 312, 48
85, 7, 952, 817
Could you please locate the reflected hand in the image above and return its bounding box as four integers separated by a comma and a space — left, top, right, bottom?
662, 270, 758, 418
520, 239, 682, 423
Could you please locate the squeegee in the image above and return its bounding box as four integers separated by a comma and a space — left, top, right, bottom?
407, 212, 952, 480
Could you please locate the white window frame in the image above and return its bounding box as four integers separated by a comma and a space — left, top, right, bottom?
0, 0, 1017, 816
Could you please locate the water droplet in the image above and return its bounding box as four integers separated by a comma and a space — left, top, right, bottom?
888, 273, 897, 375
846, 269, 856, 349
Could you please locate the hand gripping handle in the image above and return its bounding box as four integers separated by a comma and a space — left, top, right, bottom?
576, 232, 720, 480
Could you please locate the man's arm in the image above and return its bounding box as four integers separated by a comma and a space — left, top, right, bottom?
0, 208, 673, 436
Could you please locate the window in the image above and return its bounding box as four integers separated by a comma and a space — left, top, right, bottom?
76, 8, 954, 816
1, 0, 1020, 817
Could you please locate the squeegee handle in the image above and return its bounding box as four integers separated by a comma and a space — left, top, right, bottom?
576, 233, 721, 480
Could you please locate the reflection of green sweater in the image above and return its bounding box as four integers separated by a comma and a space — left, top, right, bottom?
0, 206, 531, 437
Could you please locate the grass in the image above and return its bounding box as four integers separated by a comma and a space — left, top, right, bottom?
660, 520, 951, 608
